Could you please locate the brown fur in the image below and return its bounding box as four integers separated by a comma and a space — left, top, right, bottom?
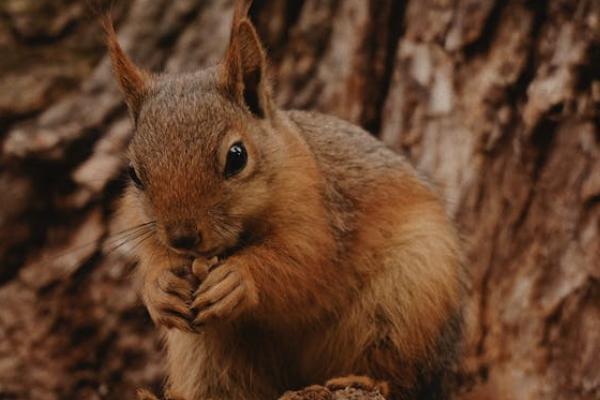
109, 2, 465, 399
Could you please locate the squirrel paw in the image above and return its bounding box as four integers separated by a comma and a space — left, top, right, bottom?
145, 264, 195, 332
191, 259, 257, 326
325, 375, 390, 398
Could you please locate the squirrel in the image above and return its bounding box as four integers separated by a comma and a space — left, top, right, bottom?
106, 1, 465, 399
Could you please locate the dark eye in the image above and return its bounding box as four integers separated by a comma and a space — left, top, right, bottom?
224, 142, 248, 178
128, 164, 144, 189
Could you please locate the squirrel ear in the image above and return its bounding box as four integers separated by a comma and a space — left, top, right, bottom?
101, 15, 150, 121
221, 15, 274, 119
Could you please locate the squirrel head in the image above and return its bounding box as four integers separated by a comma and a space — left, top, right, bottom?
105, 1, 290, 258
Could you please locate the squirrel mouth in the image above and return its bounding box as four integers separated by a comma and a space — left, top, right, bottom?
213, 244, 241, 261
195, 248, 221, 259
188, 230, 251, 261
194, 242, 240, 261
169, 246, 224, 261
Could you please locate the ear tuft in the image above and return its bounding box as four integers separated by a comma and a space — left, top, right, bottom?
231, 0, 253, 29
221, 12, 273, 119
101, 14, 150, 120
237, 19, 269, 117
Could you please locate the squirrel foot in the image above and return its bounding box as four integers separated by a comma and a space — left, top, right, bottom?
325, 375, 390, 398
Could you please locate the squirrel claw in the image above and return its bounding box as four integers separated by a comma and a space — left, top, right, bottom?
145, 264, 196, 332
191, 260, 256, 325
192, 284, 245, 325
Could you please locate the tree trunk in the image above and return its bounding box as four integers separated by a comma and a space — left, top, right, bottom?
0, 0, 597, 399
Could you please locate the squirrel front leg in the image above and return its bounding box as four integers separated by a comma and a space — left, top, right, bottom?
190, 256, 259, 326
137, 249, 210, 332
190, 231, 343, 328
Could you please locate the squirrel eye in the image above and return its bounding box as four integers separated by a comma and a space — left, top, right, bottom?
128, 164, 144, 189
224, 142, 248, 178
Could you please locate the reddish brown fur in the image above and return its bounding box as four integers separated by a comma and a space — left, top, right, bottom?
109, 2, 465, 399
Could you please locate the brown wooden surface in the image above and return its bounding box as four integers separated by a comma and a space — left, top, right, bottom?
0, 0, 598, 399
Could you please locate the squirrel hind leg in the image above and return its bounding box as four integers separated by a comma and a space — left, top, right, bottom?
325, 375, 390, 398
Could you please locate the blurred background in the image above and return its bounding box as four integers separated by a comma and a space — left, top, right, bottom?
0, 0, 598, 399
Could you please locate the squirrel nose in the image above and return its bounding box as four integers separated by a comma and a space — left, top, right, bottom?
167, 225, 201, 251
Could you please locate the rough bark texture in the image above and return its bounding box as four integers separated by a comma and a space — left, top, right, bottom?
0, 0, 598, 399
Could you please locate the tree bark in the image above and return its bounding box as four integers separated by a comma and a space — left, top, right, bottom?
0, 0, 597, 399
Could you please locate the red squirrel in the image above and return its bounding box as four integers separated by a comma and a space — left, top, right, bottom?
107, 1, 465, 399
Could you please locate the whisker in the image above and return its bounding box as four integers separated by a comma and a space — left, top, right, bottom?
37, 221, 156, 264
104, 223, 156, 247
103, 226, 156, 256
126, 231, 156, 257
107, 221, 157, 239
104, 229, 154, 254
48, 224, 156, 283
